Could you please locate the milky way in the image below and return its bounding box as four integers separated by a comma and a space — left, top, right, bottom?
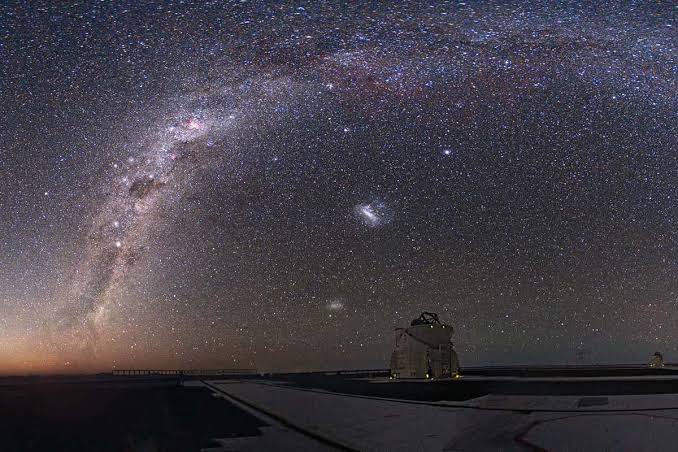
0, 1, 675, 373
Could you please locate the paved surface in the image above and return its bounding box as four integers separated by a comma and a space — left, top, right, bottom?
186, 381, 339, 451
6, 375, 678, 450
202, 380, 501, 451
202, 379, 678, 451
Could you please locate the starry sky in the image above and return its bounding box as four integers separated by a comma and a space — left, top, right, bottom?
0, 1, 675, 374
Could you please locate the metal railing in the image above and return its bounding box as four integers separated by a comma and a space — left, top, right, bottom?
111, 369, 256, 376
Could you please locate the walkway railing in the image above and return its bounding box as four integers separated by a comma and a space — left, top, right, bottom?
112, 369, 257, 376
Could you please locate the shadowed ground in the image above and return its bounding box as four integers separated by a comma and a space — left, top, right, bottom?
0, 377, 267, 452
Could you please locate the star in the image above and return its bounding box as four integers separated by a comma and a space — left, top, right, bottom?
1, 0, 674, 375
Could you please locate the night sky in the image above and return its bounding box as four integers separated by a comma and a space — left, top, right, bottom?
0, 1, 675, 374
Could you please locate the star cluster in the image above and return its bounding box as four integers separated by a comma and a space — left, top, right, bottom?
0, 1, 675, 374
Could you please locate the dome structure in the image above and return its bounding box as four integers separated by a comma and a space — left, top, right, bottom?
389, 312, 460, 379
648, 352, 664, 368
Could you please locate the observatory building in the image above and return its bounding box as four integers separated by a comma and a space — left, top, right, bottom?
390, 312, 459, 379
649, 352, 665, 368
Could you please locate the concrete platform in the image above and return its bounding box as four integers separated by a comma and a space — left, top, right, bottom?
199, 379, 678, 451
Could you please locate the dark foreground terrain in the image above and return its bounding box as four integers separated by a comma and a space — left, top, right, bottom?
5, 366, 678, 451
0, 377, 267, 452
